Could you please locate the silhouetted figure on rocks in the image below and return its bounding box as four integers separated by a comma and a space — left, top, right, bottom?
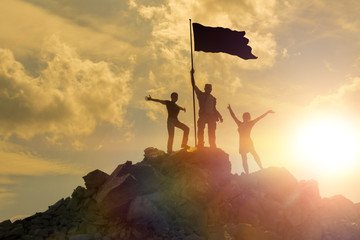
191, 69, 223, 148
228, 104, 274, 174
146, 93, 190, 153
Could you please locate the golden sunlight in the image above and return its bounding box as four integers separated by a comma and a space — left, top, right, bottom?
294, 116, 360, 174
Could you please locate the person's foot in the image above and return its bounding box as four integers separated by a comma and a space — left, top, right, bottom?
181, 144, 190, 149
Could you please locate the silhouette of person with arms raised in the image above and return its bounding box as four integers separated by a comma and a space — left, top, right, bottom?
191, 69, 223, 148
146, 93, 190, 153
227, 104, 274, 174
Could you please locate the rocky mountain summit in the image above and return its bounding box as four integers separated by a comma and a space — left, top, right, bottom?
1, 147, 360, 240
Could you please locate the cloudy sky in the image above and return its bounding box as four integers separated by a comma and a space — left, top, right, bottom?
1, 0, 360, 221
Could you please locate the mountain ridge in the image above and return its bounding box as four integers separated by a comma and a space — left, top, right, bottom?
1, 147, 359, 240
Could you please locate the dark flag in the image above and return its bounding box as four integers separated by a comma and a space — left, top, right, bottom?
192, 23, 257, 60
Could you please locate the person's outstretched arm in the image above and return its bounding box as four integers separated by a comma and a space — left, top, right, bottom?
253, 110, 275, 123
145, 95, 166, 105
227, 104, 241, 125
179, 106, 186, 112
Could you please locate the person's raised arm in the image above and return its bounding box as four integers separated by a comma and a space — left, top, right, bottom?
190, 69, 201, 95
227, 104, 241, 125
253, 110, 275, 123
145, 95, 166, 105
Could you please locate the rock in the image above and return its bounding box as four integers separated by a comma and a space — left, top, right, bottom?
48, 198, 66, 212
68, 234, 95, 240
250, 167, 299, 201
127, 193, 170, 235
72, 186, 87, 200
3, 147, 360, 240
31, 217, 49, 226
67, 197, 81, 211
29, 227, 50, 238
0, 219, 12, 234
110, 161, 133, 178
7, 223, 24, 238
20, 235, 35, 240
322, 195, 358, 220
144, 147, 166, 159
127, 194, 160, 222
186, 148, 231, 175
83, 170, 109, 191
184, 233, 203, 240
95, 173, 138, 218
0, 219, 12, 226
227, 223, 278, 240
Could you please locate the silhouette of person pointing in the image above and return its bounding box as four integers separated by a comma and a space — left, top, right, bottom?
228, 104, 274, 174
191, 69, 223, 148
146, 93, 190, 153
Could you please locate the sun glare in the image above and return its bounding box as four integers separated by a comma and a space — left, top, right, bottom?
295, 116, 360, 174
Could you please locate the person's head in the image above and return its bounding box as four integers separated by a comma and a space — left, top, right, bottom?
170, 92, 178, 102
243, 112, 251, 122
204, 84, 212, 94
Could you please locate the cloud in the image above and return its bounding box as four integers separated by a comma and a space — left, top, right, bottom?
130, 0, 281, 120
281, 48, 289, 58
0, 139, 86, 212
0, 150, 82, 176
309, 77, 360, 116
0, 188, 16, 208
16, 0, 153, 46
0, 36, 132, 141
134, 0, 279, 69
228, 77, 243, 95
280, 0, 360, 38
2, 0, 283, 123
0, 0, 139, 68
0, 177, 16, 185
324, 61, 335, 72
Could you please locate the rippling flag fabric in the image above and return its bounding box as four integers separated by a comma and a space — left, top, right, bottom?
192, 23, 257, 60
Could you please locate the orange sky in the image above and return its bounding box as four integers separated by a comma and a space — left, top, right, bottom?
1, 0, 360, 221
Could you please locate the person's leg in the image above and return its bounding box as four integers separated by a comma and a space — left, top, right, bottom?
197, 118, 205, 147
174, 120, 190, 148
241, 153, 249, 174
167, 120, 175, 153
208, 120, 217, 148
250, 150, 263, 170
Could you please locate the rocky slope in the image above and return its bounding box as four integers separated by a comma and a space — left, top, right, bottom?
1, 147, 360, 240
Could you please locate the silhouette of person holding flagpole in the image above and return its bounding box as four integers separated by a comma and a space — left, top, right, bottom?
227, 104, 274, 174
191, 69, 223, 148
146, 93, 190, 153
188, 20, 257, 148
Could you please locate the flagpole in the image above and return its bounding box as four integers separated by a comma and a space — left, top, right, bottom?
189, 19, 197, 147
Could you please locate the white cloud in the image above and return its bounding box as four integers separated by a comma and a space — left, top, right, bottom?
324, 61, 335, 72
309, 77, 360, 116
0, 0, 139, 67
228, 77, 243, 95
282, 48, 289, 58
0, 36, 132, 141
128, 0, 281, 121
